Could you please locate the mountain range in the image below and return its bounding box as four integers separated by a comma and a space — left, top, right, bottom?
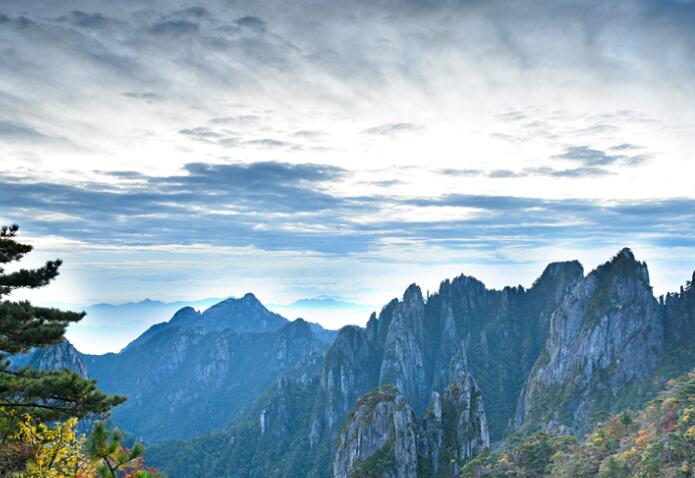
24, 248, 695, 477
62, 295, 364, 353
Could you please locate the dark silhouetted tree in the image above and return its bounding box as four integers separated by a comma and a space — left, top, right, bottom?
0, 224, 124, 422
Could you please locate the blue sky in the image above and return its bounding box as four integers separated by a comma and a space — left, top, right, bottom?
2, 0, 695, 351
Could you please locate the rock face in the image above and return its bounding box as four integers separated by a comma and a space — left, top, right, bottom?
379, 285, 430, 412
419, 373, 489, 477
315, 260, 583, 448
334, 386, 419, 478
333, 372, 489, 478
516, 248, 664, 433
30, 340, 88, 377
10, 340, 88, 377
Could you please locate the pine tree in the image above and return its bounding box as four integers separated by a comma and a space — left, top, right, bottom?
0, 224, 125, 422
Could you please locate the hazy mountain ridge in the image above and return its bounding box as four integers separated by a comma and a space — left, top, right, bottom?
25, 249, 695, 477
80, 294, 334, 442
64, 294, 343, 353
146, 248, 695, 477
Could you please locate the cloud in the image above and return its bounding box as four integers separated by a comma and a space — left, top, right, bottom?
0, 121, 52, 142
4, 162, 695, 262
440, 165, 612, 179
56, 11, 114, 29
178, 125, 305, 150
234, 16, 267, 33
1, 0, 695, 307
178, 127, 237, 146
440, 168, 484, 177
488, 169, 523, 178
121, 91, 160, 103
554, 146, 623, 166
243, 138, 301, 150
0, 161, 371, 254
610, 143, 641, 151
554, 145, 650, 169
208, 115, 262, 126
292, 130, 324, 139
148, 19, 200, 36
525, 166, 612, 178
362, 123, 423, 136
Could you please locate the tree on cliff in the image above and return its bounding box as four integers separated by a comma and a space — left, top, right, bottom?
0, 224, 124, 421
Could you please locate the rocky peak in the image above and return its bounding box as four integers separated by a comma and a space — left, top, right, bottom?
616, 247, 635, 261
27, 340, 88, 378
240, 292, 261, 305
199, 294, 287, 333
515, 248, 663, 434
379, 284, 429, 411
402, 283, 424, 305
168, 306, 201, 326
535, 260, 584, 290
333, 373, 490, 478
597, 247, 650, 284
333, 386, 419, 478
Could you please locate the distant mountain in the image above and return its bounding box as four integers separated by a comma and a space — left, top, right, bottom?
268, 296, 374, 332
79, 294, 335, 442
65, 295, 345, 353
277, 296, 366, 310
125, 293, 336, 350
147, 249, 695, 478
64, 297, 228, 353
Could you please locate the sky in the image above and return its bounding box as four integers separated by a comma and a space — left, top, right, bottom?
2, 0, 695, 351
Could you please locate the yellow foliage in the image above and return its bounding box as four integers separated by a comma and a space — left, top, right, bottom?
14, 414, 99, 478
619, 446, 638, 461
634, 429, 650, 448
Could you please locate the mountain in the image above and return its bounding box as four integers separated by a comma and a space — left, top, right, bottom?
81, 294, 333, 442
268, 296, 374, 333
515, 248, 663, 435
19, 293, 338, 444
280, 296, 367, 310
314, 261, 582, 447
147, 249, 695, 478
10, 339, 88, 377
65, 296, 228, 353
122, 293, 335, 349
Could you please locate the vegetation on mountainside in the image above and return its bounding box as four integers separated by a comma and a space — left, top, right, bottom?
147, 378, 330, 478
463, 368, 695, 477
348, 437, 396, 478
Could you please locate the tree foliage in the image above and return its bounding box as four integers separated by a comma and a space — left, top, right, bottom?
9, 410, 98, 478
0, 225, 124, 422
462, 369, 695, 478
88, 421, 160, 478
0, 225, 134, 476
